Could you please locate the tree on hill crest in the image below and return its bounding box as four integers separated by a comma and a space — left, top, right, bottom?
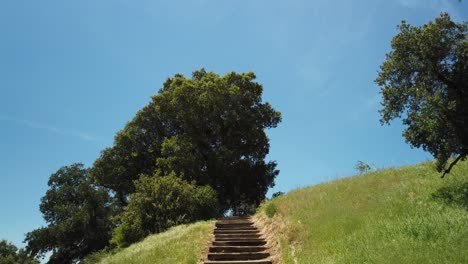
92, 69, 281, 213
376, 13, 468, 177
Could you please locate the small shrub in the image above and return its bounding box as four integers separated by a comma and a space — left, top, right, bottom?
110, 222, 145, 249
432, 182, 468, 209
272, 191, 285, 199
111, 173, 218, 248
265, 203, 277, 218
355, 160, 371, 174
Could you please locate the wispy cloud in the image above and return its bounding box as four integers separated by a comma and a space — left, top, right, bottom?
0, 115, 106, 142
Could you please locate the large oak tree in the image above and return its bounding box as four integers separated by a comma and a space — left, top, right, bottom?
376, 13, 468, 176
92, 69, 281, 213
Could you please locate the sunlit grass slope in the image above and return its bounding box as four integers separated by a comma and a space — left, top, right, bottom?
259, 161, 468, 264
88, 221, 213, 264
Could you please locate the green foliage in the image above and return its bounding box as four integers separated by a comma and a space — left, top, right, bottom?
110, 223, 143, 249
258, 160, 468, 263
376, 13, 468, 176
91, 102, 167, 207
0, 240, 38, 264
264, 203, 277, 218
24, 164, 113, 264
355, 160, 371, 174
111, 174, 218, 248
92, 69, 281, 213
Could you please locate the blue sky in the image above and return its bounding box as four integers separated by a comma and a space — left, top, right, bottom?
1, 0, 467, 250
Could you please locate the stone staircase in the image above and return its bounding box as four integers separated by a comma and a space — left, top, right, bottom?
204, 216, 272, 264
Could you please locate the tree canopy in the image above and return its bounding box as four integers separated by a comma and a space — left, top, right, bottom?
376, 13, 468, 176
92, 69, 281, 212
24, 164, 113, 263
0, 240, 38, 264
91, 103, 166, 207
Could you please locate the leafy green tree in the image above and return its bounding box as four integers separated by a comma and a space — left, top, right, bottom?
0, 240, 38, 264
91, 102, 167, 207
93, 69, 281, 213
111, 174, 218, 248
376, 13, 468, 177
24, 164, 113, 264
153, 70, 281, 212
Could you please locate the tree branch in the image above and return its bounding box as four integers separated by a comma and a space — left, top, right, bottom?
441, 152, 466, 178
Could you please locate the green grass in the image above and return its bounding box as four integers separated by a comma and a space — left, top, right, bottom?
259, 160, 468, 264
86, 221, 213, 264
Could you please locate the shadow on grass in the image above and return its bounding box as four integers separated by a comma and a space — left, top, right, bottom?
432, 182, 468, 210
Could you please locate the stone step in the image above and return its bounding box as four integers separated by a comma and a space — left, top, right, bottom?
213, 240, 267, 247
216, 223, 257, 229
216, 221, 254, 225
204, 260, 272, 264
214, 232, 259, 236
215, 226, 258, 231
208, 252, 270, 261
215, 234, 262, 241
209, 246, 268, 253
216, 223, 254, 229
215, 233, 260, 238
214, 229, 259, 234
216, 216, 250, 220
216, 219, 252, 223
217, 217, 251, 220
215, 237, 266, 241
205, 217, 271, 264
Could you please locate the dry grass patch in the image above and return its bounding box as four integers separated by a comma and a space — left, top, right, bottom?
86, 221, 214, 264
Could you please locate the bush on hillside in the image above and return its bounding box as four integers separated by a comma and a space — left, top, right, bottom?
272, 191, 284, 199
265, 203, 277, 218
432, 182, 468, 209
111, 174, 218, 248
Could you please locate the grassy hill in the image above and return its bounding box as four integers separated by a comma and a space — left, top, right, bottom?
258, 160, 468, 263
88, 160, 468, 264
85, 221, 213, 264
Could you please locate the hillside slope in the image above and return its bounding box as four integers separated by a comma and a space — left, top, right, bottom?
258, 161, 468, 263
88, 161, 468, 264
86, 221, 213, 264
